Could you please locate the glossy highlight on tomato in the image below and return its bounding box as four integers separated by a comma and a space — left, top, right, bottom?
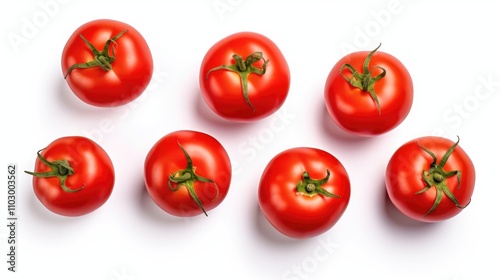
62, 19, 153, 107
200, 31, 290, 122
258, 147, 351, 239
144, 130, 232, 217
385, 136, 475, 222
324, 44, 413, 136
25, 136, 115, 217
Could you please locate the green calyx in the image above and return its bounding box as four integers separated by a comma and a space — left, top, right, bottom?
24, 149, 84, 193
64, 29, 128, 78
417, 136, 470, 217
296, 169, 340, 198
168, 142, 219, 217
339, 43, 386, 115
205, 51, 269, 112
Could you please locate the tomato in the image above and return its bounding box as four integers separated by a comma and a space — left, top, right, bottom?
385, 136, 475, 222
25, 136, 115, 217
258, 147, 351, 239
144, 130, 232, 217
324, 44, 413, 136
200, 32, 290, 122
61, 19, 153, 107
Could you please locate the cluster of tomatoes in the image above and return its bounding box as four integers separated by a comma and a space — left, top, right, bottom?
25, 19, 475, 239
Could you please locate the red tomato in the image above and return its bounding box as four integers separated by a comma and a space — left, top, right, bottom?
62, 19, 153, 107
385, 136, 475, 222
25, 136, 115, 217
258, 147, 351, 239
324, 44, 413, 136
200, 32, 290, 122
144, 130, 232, 217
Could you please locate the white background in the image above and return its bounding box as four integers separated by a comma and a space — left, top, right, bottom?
1, 1, 499, 279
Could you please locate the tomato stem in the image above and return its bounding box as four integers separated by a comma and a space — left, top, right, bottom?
168, 142, 219, 216
205, 51, 269, 112
339, 43, 386, 115
416, 136, 470, 217
24, 149, 85, 193
64, 29, 128, 78
296, 170, 339, 198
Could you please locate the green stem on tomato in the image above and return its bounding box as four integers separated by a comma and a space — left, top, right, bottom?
339, 43, 386, 115
416, 136, 470, 217
205, 52, 269, 112
64, 29, 128, 78
24, 149, 85, 193
296, 169, 339, 198
168, 142, 219, 217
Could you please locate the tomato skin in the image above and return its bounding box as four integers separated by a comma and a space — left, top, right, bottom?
61, 19, 153, 107
144, 130, 232, 217
200, 32, 290, 122
258, 147, 351, 239
385, 136, 475, 222
29, 136, 115, 217
324, 48, 413, 136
